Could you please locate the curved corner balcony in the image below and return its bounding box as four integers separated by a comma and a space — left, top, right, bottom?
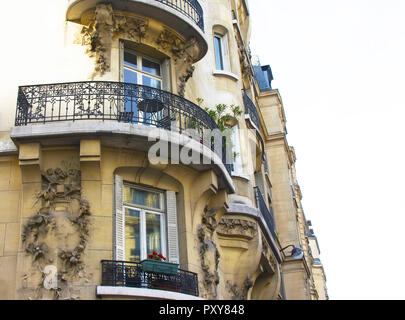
12, 81, 234, 191
67, 0, 206, 60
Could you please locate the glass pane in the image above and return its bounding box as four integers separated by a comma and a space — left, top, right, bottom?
124, 52, 138, 69
124, 68, 138, 84
142, 58, 161, 76
123, 69, 138, 120
145, 212, 162, 256
125, 208, 141, 262
124, 186, 161, 210
142, 75, 162, 89
214, 36, 224, 70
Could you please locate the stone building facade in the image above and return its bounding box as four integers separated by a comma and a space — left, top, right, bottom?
0, 0, 327, 300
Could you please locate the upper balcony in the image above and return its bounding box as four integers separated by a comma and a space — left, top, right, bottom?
66, 0, 207, 61
11, 81, 234, 192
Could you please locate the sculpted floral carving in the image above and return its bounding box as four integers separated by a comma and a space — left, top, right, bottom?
217, 218, 258, 240
226, 276, 253, 300
79, 3, 149, 77
21, 162, 92, 300
198, 206, 221, 299
261, 232, 277, 272
156, 29, 198, 96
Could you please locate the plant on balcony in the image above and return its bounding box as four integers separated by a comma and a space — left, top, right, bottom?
197, 98, 242, 132
140, 252, 179, 275
198, 98, 242, 156
148, 252, 167, 261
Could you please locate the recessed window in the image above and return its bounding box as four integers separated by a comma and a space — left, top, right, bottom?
212, 26, 232, 75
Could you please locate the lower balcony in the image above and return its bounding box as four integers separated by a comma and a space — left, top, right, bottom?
98, 260, 200, 300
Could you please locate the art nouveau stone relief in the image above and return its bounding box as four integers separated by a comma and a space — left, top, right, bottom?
21, 162, 92, 300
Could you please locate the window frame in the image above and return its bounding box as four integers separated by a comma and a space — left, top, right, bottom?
213, 29, 231, 73
214, 34, 225, 71
123, 183, 167, 262
123, 49, 163, 89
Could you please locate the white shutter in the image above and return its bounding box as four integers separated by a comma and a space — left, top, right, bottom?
166, 191, 180, 264
114, 175, 125, 261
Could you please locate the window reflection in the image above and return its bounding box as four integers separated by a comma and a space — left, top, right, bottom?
146, 212, 162, 256
142, 58, 161, 76
125, 208, 140, 262
124, 187, 161, 210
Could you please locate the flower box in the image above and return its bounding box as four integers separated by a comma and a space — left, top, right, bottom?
140, 259, 179, 275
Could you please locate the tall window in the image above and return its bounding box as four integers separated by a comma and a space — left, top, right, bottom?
214, 35, 225, 70
122, 50, 164, 124
123, 184, 166, 262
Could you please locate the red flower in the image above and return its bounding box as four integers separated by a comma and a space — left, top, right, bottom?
153, 251, 157, 256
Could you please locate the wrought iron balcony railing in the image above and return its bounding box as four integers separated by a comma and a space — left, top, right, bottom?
100, 260, 199, 297
254, 187, 277, 240
243, 92, 260, 131
155, 0, 204, 32
15, 81, 232, 175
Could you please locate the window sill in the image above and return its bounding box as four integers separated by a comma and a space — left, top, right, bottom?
213, 70, 239, 81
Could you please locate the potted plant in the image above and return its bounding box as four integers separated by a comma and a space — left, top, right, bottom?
224, 105, 243, 127
140, 252, 179, 275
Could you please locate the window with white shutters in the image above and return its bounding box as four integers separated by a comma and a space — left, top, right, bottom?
113, 179, 179, 264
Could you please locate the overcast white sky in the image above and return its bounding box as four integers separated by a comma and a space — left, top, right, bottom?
249, 0, 405, 300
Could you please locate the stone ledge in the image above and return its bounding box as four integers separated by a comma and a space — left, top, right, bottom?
10, 121, 235, 193
212, 70, 240, 81
96, 286, 204, 300
0, 141, 18, 155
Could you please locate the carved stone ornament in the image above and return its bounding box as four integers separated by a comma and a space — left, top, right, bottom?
198, 206, 221, 300
217, 218, 258, 240
234, 31, 253, 81
261, 231, 277, 272
226, 276, 253, 300
78, 3, 149, 77
156, 29, 198, 97
21, 161, 92, 300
